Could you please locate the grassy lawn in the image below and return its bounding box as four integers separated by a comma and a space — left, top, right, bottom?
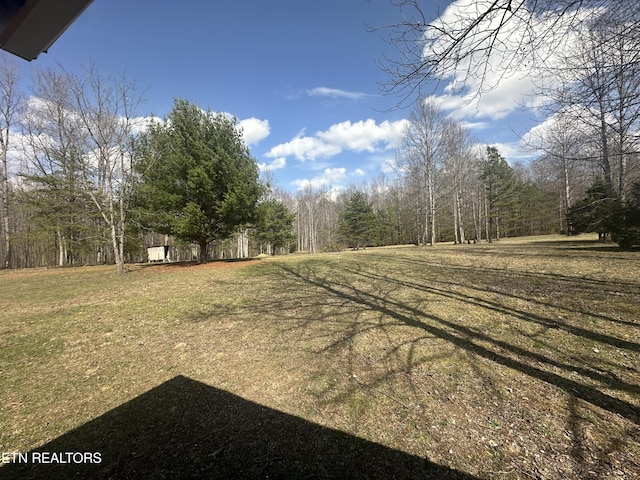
0, 234, 639, 479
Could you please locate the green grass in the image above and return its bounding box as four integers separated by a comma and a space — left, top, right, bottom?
1, 234, 639, 479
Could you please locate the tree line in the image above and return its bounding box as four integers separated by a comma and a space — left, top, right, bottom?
288, 139, 562, 254
2, 1, 640, 274
377, 1, 640, 246
0, 59, 296, 271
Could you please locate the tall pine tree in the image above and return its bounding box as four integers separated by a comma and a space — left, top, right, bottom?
253, 199, 296, 255
339, 191, 379, 249
480, 146, 518, 242
135, 99, 263, 262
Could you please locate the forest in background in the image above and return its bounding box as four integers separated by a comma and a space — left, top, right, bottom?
1, 3, 640, 271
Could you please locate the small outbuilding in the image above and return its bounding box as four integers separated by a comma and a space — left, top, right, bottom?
147, 245, 170, 263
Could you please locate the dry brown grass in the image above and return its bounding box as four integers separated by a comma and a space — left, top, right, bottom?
0, 234, 639, 479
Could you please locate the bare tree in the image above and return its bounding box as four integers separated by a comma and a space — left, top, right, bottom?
68, 64, 142, 274
296, 186, 321, 253
525, 110, 597, 232
543, 15, 640, 201
442, 119, 476, 244
0, 53, 22, 268
19, 68, 88, 267
397, 98, 447, 245
376, 0, 640, 106
22, 64, 143, 273
604, 18, 640, 200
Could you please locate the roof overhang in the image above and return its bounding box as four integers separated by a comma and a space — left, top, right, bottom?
0, 0, 94, 61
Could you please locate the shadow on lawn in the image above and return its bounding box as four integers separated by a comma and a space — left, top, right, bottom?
256, 256, 640, 477
136, 257, 259, 270
359, 254, 640, 344
1, 375, 479, 480
275, 260, 640, 427
528, 238, 640, 252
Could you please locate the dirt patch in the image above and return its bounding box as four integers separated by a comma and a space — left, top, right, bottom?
137, 258, 264, 273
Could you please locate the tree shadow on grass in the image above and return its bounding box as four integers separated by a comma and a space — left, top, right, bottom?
255, 259, 640, 477
174, 251, 639, 477
1, 375, 480, 480
363, 253, 640, 328
343, 259, 640, 353
135, 257, 260, 271
275, 263, 640, 427
528, 238, 640, 253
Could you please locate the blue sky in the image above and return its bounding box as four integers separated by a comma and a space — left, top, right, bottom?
30, 0, 543, 193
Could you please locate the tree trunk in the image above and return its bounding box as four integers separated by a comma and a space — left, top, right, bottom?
56, 230, 67, 267
199, 239, 208, 263
0, 187, 8, 268
117, 224, 125, 274
617, 54, 627, 202
117, 151, 127, 273
598, 93, 614, 199
456, 191, 465, 244
109, 222, 125, 274
472, 196, 480, 241
0, 57, 19, 270
617, 115, 627, 202
485, 195, 492, 243
1, 138, 10, 268
427, 168, 436, 246
562, 152, 571, 234
453, 196, 460, 244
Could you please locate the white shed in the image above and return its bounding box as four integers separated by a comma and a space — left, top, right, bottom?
147, 245, 170, 262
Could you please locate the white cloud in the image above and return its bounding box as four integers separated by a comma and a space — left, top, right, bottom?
238, 117, 270, 145
130, 115, 163, 134
135, 111, 270, 146
425, 0, 589, 121
380, 157, 400, 174
353, 168, 365, 176
290, 167, 347, 190
257, 157, 286, 172
5, 131, 35, 177
484, 141, 537, 163
460, 120, 489, 130
432, 72, 542, 121
266, 118, 410, 162
267, 135, 342, 162
88, 109, 269, 147
306, 87, 369, 100
518, 106, 603, 158
317, 119, 409, 152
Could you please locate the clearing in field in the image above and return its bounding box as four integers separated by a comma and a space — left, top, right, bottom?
0, 234, 638, 479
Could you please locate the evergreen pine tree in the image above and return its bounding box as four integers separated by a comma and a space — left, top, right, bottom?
567, 179, 618, 240
338, 191, 378, 249
480, 146, 518, 241
134, 99, 263, 262
253, 199, 296, 254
